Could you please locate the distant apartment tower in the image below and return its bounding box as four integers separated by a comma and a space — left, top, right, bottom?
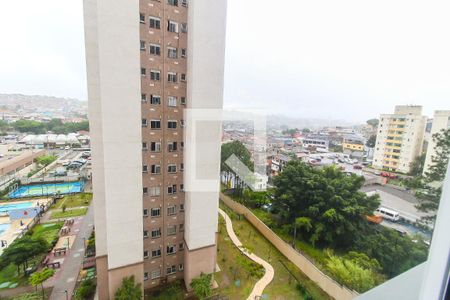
83, 0, 227, 298
423, 110, 450, 175
373, 105, 426, 174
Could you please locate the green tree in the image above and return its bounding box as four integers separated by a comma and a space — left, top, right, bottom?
29, 267, 55, 299
416, 128, 450, 220
302, 128, 311, 133
115, 276, 142, 300
1, 237, 48, 275
409, 153, 426, 176
190, 273, 212, 299
366, 135, 376, 148
75, 278, 96, 300
35, 155, 57, 167
326, 254, 378, 292
272, 161, 380, 248
221, 141, 253, 196
282, 128, 298, 137
13, 120, 46, 134
366, 118, 379, 128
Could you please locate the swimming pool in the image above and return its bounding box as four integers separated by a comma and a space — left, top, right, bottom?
0, 202, 33, 213
0, 223, 10, 235
8, 181, 84, 199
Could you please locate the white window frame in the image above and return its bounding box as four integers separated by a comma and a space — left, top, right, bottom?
149, 17, 161, 29
168, 96, 177, 107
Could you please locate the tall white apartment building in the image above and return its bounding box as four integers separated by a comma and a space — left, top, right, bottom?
83, 0, 227, 298
373, 105, 426, 174
423, 111, 450, 175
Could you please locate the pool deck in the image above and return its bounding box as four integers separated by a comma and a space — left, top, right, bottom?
0, 198, 51, 256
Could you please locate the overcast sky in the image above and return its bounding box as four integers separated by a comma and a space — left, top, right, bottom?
0, 0, 449, 123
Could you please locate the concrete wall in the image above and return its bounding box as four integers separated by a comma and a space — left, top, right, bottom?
83, 0, 144, 298
220, 193, 359, 300
423, 110, 450, 175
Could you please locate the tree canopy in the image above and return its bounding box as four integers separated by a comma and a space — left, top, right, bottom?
114, 276, 142, 300
366, 118, 379, 127
190, 273, 212, 299
11, 118, 89, 134
366, 135, 376, 148
221, 141, 253, 173
29, 267, 55, 299
416, 128, 450, 220
272, 161, 380, 248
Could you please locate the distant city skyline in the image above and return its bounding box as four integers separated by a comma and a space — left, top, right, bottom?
0, 0, 449, 122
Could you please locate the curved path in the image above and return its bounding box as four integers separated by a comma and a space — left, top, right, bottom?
219, 208, 274, 300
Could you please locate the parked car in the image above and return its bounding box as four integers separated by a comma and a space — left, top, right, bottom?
381, 172, 397, 179
353, 164, 363, 170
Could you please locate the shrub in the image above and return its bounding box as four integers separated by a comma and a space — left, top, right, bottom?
75, 278, 96, 300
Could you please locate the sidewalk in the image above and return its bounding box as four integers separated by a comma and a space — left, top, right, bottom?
218, 208, 274, 300
49, 204, 94, 300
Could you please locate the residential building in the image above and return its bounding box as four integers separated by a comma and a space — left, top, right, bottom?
373, 105, 426, 173
423, 110, 450, 175
83, 0, 227, 298
343, 135, 365, 158
301, 136, 329, 152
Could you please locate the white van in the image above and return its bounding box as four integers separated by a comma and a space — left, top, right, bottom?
375, 207, 400, 222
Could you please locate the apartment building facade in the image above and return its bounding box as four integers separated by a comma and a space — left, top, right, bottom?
423, 110, 450, 175
83, 0, 227, 298
373, 105, 426, 174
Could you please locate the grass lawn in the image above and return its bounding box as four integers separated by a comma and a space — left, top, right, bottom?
0, 223, 62, 289
220, 204, 332, 300
52, 193, 92, 209
216, 217, 263, 300
50, 207, 87, 219
8, 288, 53, 300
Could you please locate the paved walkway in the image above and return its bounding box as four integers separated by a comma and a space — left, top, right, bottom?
218, 208, 274, 300
49, 204, 94, 300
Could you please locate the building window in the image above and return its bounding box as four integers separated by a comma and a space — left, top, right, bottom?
167, 72, 177, 83
180, 97, 186, 105
143, 230, 149, 238
151, 207, 161, 217
141, 93, 147, 102
143, 187, 148, 195
180, 74, 186, 81
167, 225, 177, 236
181, 0, 188, 7
181, 49, 187, 58
180, 119, 185, 127
167, 205, 177, 215
180, 163, 184, 171
150, 95, 161, 105
179, 242, 184, 250
142, 165, 148, 173
168, 96, 177, 107
150, 120, 161, 129
168, 164, 177, 173
167, 265, 176, 275
151, 165, 161, 174
180, 184, 184, 192
151, 228, 161, 238
179, 264, 184, 271
143, 209, 149, 217
151, 269, 161, 279
144, 272, 149, 281
140, 13, 145, 23
181, 23, 188, 33
144, 250, 149, 259
149, 186, 161, 197
168, 142, 177, 152
140, 40, 146, 51
151, 249, 161, 258
166, 245, 176, 255
180, 203, 184, 211
150, 142, 161, 152
140, 68, 146, 76
149, 43, 161, 56
142, 142, 148, 150
168, 120, 177, 129
168, 0, 178, 6
167, 20, 178, 33
150, 70, 160, 81
168, 185, 177, 194
179, 223, 184, 232
149, 17, 161, 29
167, 47, 178, 59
